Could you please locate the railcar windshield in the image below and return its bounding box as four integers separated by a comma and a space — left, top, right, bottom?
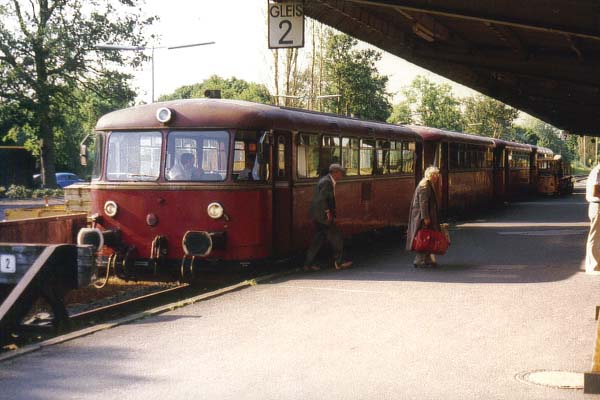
165, 130, 229, 182
106, 131, 162, 181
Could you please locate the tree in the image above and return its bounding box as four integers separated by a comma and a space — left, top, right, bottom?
0, 0, 155, 187
59, 73, 136, 173
508, 125, 539, 145
387, 101, 413, 125
322, 33, 391, 121
402, 76, 463, 131
463, 95, 519, 138
526, 118, 575, 162
159, 75, 272, 104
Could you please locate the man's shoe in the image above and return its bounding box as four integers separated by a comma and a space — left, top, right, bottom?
335, 261, 353, 270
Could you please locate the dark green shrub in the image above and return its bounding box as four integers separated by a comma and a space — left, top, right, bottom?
6, 185, 32, 199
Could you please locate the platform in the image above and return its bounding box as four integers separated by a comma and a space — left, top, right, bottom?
1, 185, 599, 399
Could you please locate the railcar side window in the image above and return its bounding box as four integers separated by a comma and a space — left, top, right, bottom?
106, 131, 162, 181
375, 140, 389, 175
509, 151, 530, 169
232, 130, 270, 182
165, 130, 229, 182
360, 139, 375, 175
320, 135, 341, 175
388, 141, 402, 174
277, 137, 286, 178
297, 133, 319, 178
401, 142, 416, 173
341, 137, 359, 176
449, 143, 493, 170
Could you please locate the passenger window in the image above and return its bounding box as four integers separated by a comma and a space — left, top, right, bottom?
375, 140, 389, 175
401, 142, 415, 173
341, 137, 359, 176
297, 133, 319, 178
360, 139, 375, 175
232, 130, 269, 182
389, 141, 402, 174
320, 135, 340, 177
277, 136, 286, 178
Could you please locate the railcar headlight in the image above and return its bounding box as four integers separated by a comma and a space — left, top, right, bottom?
104, 200, 118, 217
207, 202, 224, 219
156, 107, 173, 124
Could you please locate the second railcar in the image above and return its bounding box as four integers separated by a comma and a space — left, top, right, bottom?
408, 126, 496, 213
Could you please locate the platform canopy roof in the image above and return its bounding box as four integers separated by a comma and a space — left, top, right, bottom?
303, 0, 600, 135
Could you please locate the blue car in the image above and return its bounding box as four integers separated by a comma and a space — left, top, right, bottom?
33, 172, 86, 188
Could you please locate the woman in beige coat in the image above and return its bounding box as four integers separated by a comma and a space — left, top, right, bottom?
406, 166, 441, 267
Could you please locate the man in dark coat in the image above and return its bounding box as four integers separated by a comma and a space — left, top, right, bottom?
304, 163, 353, 271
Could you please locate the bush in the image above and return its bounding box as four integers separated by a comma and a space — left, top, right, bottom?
6, 185, 32, 199
32, 188, 57, 199
0, 186, 5, 198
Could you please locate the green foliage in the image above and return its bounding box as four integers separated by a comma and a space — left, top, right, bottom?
463, 95, 519, 138
159, 75, 272, 104
401, 76, 463, 131
0, 0, 156, 187
31, 188, 63, 198
508, 125, 539, 145
6, 185, 32, 199
322, 33, 391, 121
387, 102, 413, 125
525, 118, 575, 163
0, 186, 5, 198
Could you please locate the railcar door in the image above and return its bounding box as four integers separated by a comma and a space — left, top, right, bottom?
272, 132, 293, 257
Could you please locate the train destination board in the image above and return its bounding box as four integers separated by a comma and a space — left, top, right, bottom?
268, 1, 304, 49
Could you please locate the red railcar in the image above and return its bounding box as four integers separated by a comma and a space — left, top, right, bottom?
407, 126, 496, 213
79, 99, 421, 280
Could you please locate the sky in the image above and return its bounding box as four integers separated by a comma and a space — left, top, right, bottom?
131, 0, 479, 105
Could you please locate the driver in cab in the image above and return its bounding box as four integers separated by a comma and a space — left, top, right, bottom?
168, 153, 204, 181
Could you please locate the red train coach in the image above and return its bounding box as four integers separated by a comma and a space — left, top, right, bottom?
407, 125, 496, 213
78, 99, 421, 280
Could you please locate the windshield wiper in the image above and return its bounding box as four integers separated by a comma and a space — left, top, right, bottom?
127, 174, 158, 179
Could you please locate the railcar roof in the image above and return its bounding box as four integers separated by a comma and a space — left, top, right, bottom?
491, 138, 533, 152
535, 146, 554, 155
95, 99, 421, 141
407, 125, 495, 146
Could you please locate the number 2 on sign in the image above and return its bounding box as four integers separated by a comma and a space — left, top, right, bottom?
0, 254, 16, 273
279, 20, 293, 45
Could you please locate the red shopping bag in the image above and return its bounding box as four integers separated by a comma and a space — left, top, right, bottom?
411, 228, 449, 255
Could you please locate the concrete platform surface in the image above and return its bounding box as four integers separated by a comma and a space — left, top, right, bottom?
2, 189, 600, 400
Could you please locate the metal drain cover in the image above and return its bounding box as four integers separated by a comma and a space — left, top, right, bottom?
516, 370, 583, 389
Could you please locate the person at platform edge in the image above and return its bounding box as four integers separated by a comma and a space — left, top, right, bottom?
585, 160, 600, 274
303, 163, 353, 271
407, 165, 441, 268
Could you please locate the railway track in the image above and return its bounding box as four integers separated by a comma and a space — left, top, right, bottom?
0, 270, 261, 353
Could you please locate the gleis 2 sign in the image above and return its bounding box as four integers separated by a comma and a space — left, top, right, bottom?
268, 1, 304, 49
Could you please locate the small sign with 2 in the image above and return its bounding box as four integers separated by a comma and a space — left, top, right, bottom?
268, 1, 304, 49
0, 254, 16, 273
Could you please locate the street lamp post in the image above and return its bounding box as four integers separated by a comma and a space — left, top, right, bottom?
96, 41, 215, 102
